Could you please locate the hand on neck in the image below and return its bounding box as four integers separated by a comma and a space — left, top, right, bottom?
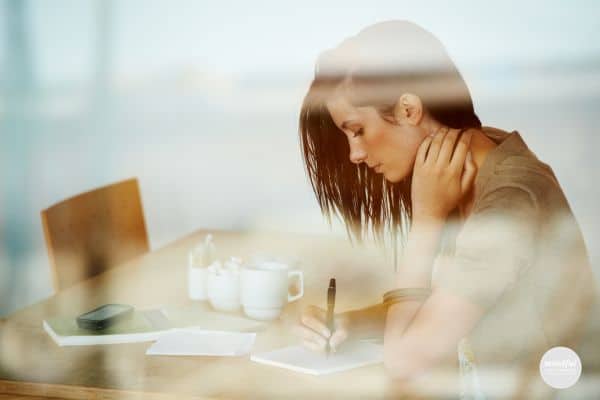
419, 116, 496, 173
419, 118, 498, 220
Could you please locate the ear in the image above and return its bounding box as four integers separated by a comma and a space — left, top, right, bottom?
393, 93, 424, 126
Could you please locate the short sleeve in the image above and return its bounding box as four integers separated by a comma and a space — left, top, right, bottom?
433, 187, 539, 309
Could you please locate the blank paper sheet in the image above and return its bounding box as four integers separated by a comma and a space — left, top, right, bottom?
146, 329, 256, 356
250, 341, 383, 375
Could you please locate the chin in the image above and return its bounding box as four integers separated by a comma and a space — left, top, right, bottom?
385, 163, 414, 183
382, 170, 405, 183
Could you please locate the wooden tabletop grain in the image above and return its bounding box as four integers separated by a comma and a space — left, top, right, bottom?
0, 229, 461, 399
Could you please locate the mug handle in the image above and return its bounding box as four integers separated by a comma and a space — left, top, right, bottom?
287, 270, 304, 302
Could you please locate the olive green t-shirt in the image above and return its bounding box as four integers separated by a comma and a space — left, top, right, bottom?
430, 126, 600, 374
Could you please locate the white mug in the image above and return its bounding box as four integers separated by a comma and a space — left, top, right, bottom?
240, 260, 304, 320
207, 270, 240, 312
206, 260, 241, 312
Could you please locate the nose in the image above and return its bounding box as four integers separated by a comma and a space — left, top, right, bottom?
348, 141, 368, 165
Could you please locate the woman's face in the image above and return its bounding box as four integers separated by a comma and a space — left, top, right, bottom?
326, 91, 426, 183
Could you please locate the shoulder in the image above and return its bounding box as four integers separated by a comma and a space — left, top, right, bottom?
474, 130, 561, 215
488, 154, 557, 194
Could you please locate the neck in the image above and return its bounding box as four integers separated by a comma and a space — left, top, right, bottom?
421, 118, 498, 219
422, 119, 497, 173
457, 127, 498, 219
466, 127, 497, 173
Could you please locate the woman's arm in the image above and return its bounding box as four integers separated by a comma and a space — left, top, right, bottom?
383, 217, 446, 346
380, 127, 479, 377
295, 217, 447, 349
384, 287, 485, 380
342, 217, 446, 340
341, 303, 387, 340
342, 221, 442, 332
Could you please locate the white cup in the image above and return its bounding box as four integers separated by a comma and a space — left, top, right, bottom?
206, 260, 241, 312
240, 260, 304, 320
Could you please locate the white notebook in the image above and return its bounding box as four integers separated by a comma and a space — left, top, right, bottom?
43, 309, 172, 346
43, 307, 265, 347
146, 329, 256, 356
250, 341, 384, 375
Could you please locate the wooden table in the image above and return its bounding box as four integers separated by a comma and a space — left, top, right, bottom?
0, 229, 462, 399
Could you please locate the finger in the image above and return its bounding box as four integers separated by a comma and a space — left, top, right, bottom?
306, 305, 327, 321
301, 307, 330, 337
415, 136, 433, 165
301, 313, 327, 336
329, 329, 349, 351
430, 124, 448, 138
293, 324, 328, 347
425, 126, 449, 165
303, 339, 326, 353
460, 151, 477, 194
436, 128, 460, 167
450, 130, 474, 171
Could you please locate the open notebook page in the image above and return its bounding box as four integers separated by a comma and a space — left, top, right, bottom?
250, 341, 383, 375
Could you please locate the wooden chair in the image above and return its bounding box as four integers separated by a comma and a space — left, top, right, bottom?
41, 178, 150, 292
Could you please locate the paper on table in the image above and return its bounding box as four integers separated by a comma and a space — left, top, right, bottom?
250, 341, 384, 375
146, 329, 256, 356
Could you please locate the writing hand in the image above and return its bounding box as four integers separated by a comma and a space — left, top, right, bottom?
294, 305, 350, 354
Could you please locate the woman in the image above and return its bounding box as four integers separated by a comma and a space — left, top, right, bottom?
294, 20, 599, 398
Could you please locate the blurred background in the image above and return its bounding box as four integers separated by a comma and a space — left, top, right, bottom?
1, 0, 599, 317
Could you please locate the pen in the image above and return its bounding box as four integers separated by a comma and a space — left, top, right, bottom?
325, 278, 336, 357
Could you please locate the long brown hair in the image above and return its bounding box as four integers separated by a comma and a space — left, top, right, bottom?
299, 20, 481, 257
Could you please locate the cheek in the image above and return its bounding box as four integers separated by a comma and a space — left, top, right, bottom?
365, 123, 395, 153
369, 134, 388, 154
383, 130, 423, 180
387, 129, 420, 160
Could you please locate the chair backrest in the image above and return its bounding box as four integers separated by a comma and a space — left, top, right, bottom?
41, 178, 150, 292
